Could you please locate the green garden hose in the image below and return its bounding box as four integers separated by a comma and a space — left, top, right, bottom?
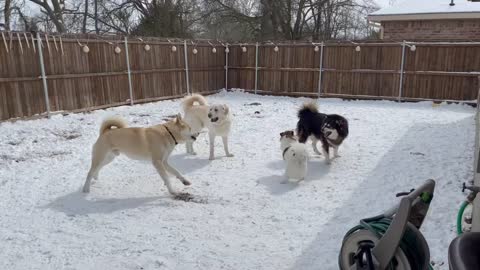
341, 215, 434, 270
456, 201, 470, 235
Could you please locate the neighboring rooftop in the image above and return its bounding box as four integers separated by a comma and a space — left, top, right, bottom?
369, 0, 480, 21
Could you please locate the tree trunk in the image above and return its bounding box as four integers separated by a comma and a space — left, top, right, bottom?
292, 0, 306, 40
4, 0, 11, 31
95, 0, 99, 34
82, 0, 89, 33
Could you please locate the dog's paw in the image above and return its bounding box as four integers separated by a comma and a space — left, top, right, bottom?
82, 186, 90, 193
182, 179, 192, 186
226, 153, 234, 157
209, 156, 215, 160
325, 159, 332, 165
173, 192, 200, 202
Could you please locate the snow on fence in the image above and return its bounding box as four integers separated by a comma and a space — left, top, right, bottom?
1, 33, 480, 121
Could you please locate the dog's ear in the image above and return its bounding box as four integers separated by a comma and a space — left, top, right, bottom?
223, 104, 229, 114
174, 113, 183, 124
286, 130, 294, 137
280, 131, 285, 137
336, 119, 347, 127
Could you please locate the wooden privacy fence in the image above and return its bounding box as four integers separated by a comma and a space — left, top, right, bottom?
228, 41, 480, 102
2, 34, 480, 121
0, 33, 226, 120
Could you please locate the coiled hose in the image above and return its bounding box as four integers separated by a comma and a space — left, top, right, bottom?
456, 201, 470, 235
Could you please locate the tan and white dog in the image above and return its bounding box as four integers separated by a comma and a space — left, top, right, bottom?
83, 114, 198, 195
182, 94, 233, 160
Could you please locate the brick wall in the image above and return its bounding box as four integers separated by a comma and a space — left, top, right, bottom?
382, 19, 480, 40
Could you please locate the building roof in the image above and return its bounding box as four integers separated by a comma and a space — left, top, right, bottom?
369, 0, 480, 21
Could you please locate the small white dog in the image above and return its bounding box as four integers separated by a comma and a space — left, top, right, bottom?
182, 94, 233, 160
280, 130, 308, 182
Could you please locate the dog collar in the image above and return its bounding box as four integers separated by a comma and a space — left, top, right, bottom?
282, 146, 291, 160
164, 126, 178, 145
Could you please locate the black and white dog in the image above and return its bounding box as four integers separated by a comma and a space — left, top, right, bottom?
296, 102, 349, 163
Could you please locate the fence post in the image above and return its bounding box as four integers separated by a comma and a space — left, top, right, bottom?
124, 36, 134, 105
36, 32, 50, 117
255, 42, 259, 94
477, 76, 480, 114
183, 40, 191, 95
317, 42, 325, 98
473, 76, 480, 232
398, 40, 406, 101
225, 44, 229, 91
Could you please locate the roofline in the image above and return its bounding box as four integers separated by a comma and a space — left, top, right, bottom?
368, 12, 480, 22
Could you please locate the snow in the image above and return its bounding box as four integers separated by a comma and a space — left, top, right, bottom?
370, 0, 480, 16
0, 90, 475, 270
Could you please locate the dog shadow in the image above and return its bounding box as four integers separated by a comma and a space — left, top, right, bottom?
259, 159, 331, 195
44, 191, 171, 216
256, 174, 301, 195
169, 153, 210, 174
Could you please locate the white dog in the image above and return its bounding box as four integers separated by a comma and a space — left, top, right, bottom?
280, 130, 308, 182
182, 94, 233, 160
83, 114, 198, 195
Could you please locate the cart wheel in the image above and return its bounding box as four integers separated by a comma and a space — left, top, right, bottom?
339, 229, 412, 270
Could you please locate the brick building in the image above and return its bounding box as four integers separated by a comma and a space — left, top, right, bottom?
368, 0, 480, 40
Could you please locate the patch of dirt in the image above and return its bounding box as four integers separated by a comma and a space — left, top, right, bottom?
52, 130, 82, 140
0, 150, 72, 163
7, 140, 22, 146
130, 113, 151, 117
173, 193, 208, 204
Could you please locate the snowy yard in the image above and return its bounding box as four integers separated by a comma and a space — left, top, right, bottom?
0, 90, 476, 270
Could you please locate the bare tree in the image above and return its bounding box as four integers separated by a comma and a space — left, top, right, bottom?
129, 0, 203, 37
95, 0, 137, 34
28, 0, 66, 32
5, 0, 379, 39
201, 0, 378, 41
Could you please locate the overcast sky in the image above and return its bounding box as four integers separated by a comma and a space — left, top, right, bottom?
375, 0, 393, 8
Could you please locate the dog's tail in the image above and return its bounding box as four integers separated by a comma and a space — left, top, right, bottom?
182, 94, 208, 112
298, 102, 319, 119
99, 116, 128, 135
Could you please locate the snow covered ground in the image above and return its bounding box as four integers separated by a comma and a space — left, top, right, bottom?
0, 90, 475, 270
